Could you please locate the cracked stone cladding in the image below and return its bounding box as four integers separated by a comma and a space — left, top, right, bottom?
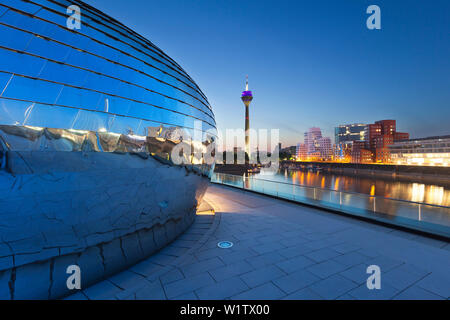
0, 150, 209, 299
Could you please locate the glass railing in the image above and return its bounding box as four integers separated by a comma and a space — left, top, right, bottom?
211, 172, 450, 238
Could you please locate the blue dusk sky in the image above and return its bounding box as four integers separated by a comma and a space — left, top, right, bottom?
87, 0, 450, 146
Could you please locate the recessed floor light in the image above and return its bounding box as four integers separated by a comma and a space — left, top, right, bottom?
217, 241, 233, 249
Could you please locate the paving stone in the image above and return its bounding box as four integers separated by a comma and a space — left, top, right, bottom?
278, 244, 314, 258
64, 292, 88, 300
339, 263, 369, 284
195, 277, 249, 300
282, 287, 323, 300
83, 280, 122, 300
393, 286, 444, 300
240, 265, 286, 288
416, 272, 450, 298
309, 274, 359, 300
272, 269, 320, 294
348, 282, 399, 300
160, 268, 185, 285
365, 255, 404, 272
331, 243, 361, 254
179, 257, 224, 278
305, 248, 341, 263
129, 260, 161, 277
209, 260, 254, 282
251, 242, 286, 255
108, 270, 148, 291
231, 282, 286, 300
134, 281, 167, 300
164, 273, 215, 299
172, 291, 198, 300
383, 264, 429, 290
332, 251, 371, 267
219, 248, 258, 265
275, 255, 316, 274
306, 260, 348, 279
194, 247, 226, 261
246, 251, 286, 268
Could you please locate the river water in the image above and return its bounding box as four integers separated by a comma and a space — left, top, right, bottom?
253, 169, 450, 207
212, 168, 450, 236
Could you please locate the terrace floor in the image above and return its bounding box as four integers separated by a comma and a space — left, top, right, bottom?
68, 184, 450, 300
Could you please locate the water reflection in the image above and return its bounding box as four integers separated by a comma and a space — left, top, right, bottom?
255, 169, 450, 207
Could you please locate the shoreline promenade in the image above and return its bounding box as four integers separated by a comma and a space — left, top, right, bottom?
69, 184, 450, 300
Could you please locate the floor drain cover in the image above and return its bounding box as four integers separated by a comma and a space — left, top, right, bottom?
217, 241, 233, 249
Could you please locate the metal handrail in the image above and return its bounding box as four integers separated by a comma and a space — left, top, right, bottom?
212, 172, 450, 209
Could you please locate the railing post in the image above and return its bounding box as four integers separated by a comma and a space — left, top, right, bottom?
313, 188, 316, 200
373, 197, 376, 212
419, 203, 421, 221
339, 192, 342, 208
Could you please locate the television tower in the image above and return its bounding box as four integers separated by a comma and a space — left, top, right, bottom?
241, 75, 253, 158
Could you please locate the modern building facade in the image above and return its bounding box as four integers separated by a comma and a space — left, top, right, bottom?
352, 119, 410, 163
389, 135, 450, 166
296, 127, 332, 161
335, 123, 367, 145
0, 0, 216, 299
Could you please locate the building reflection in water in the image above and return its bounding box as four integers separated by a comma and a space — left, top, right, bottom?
260, 169, 450, 207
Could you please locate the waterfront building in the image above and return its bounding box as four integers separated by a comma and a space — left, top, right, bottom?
351, 140, 373, 163
0, 0, 216, 299
333, 142, 352, 162
389, 135, 450, 166
305, 127, 323, 154
362, 120, 409, 163
296, 128, 332, 161
318, 137, 332, 160
296, 143, 308, 160
335, 123, 367, 145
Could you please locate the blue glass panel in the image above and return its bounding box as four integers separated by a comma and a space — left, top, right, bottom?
0, 7, 49, 35
0, 23, 33, 51
70, 109, 111, 132
56, 86, 103, 111
0, 97, 33, 125
0, 72, 12, 94
2, 76, 62, 104
38, 61, 89, 88
26, 35, 72, 62
0, 0, 40, 14
34, 6, 68, 27
0, 6, 8, 17
22, 103, 79, 130
0, 49, 45, 78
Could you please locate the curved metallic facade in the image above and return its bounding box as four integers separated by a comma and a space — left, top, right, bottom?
0, 0, 216, 299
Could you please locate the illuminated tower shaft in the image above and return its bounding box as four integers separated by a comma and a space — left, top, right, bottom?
241, 76, 253, 158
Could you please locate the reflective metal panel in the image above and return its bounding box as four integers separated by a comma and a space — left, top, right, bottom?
0, 0, 216, 299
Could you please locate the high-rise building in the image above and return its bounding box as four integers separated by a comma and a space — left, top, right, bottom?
318, 137, 332, 160
296, 143, 308, 160
351, 141, 373, 163
296, 128, 332, 161
241, 76, 253, 157
362, 120, 409, 163
335, 123, 367, 145
305, 127, 323, 154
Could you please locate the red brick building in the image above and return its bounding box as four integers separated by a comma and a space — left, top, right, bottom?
351, 141, 373, 163
349, 120, 410, 164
